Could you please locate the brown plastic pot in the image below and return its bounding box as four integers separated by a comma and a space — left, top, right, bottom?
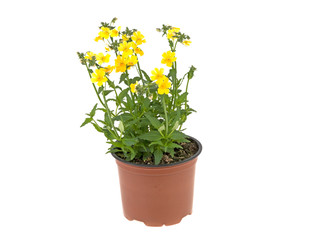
112, 136, 202, 227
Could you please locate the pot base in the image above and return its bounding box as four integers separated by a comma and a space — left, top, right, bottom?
124, 212, 192, 227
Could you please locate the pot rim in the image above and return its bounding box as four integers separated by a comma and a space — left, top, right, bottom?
111, 135, 202, 168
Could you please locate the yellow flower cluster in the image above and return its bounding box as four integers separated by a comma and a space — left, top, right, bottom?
91, 68, 107, 87
87, 27, 147, 86
115, 31, 146, 72
167, 27, 180, 40
83, 51, 114, 86
166, 27, 191, 46
115, 55, 138, 73
150, 68, 171, 95
161, 51, 176, 67
95, 26, 121, 41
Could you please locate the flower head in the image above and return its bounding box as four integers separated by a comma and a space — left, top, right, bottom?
118, 41, 133, 56
134, 47, 144, 56
157, 76, 171, 95
167, 27, 180, 39
183, 40, 191, 46
122, 34, 129, 41
84, 51, 95, 60
96, 53, 111, 65
161, 51, 176, 67
110, 27, 120, 37
99, 27, 111, 39
127, 55, 138, 67
132, 31, 146, 45
115, 55, 128, 72
130, 81, 138, 93
151, 68, 165, 83
91, 68, 107, 86
94, 36, 102, 42
103, 65, 115, 75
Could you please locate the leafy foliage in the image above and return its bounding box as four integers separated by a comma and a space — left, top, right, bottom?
78, 18, 197, 165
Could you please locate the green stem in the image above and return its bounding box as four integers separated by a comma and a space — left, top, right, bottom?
162, 96, 169, 136
85, 64, 119, 139
125, 70, 135, 103
102, 82, 120, 138
171, 61, 177, 111
179, 76, 191, 131
85, 64, 105, 107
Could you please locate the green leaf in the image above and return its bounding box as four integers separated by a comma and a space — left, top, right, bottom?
103, 90, 113, 96
90, 103, 98, 118
188, 65, 197, 80
158, 125, 165, 135
149, 141, 164, 147
118, 121, 124, 133
138, 131, 162, 141
102, 128, 114, 141
118, 88, 129, 102
169, 68, 176, 79
113, 113, 133, 122
122, 138, 138, 147
145, 113, 161, 129
154, 149, 163, 165
80, 117, 92, 127
167, 142, 182, 149
170, 131, 189, 142
177, 92, 188, 104
97, 107, 106, 112
120, 73, 128, 84
168, 40, 174, 50
97, 119, 107, 125
91, 122, 103, 132
107, 79, 115, 88
171, 121, 179, 133
132, 76, 141, 83
98, 86, 103, 94
104, 112, 111, 125
142, 97, 150, 110
141, 70, 151, 83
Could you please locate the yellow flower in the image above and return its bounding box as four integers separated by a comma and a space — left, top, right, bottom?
167, 27, 180, 39
91, 68, 107, 86
110, 28, 119, 38
94, 36, 102, 42
99, 27, 110, 39
157, 76, 171, 95
127, 55, 138, 69
103, 65, 115, 75
96, 53, 111, 65
151, 68, 165, 83
161, 51, 176, 67
118, 41, 133, 56
132, 31, 146, 45
130, 81, 138, 93
134, 47, 144, 56
105, 46, 111, 52
122, 34, 129, 41
115, 55, 128, 73
183, 40, 191, 46
84, 51, 95, 60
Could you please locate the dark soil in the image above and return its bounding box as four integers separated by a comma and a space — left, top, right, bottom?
115, 138, 199, 165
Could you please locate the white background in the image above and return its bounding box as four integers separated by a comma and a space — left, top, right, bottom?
0, 0, 309, 239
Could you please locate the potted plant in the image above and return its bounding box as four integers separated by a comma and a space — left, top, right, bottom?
77, 18, 202, 226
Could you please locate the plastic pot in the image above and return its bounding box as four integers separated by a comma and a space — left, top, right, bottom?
112, 136, 202, 227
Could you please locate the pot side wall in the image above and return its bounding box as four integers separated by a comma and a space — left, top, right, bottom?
116, 157, 198, 226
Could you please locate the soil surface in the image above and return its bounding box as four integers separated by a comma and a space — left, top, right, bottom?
115, 138, 199, 165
